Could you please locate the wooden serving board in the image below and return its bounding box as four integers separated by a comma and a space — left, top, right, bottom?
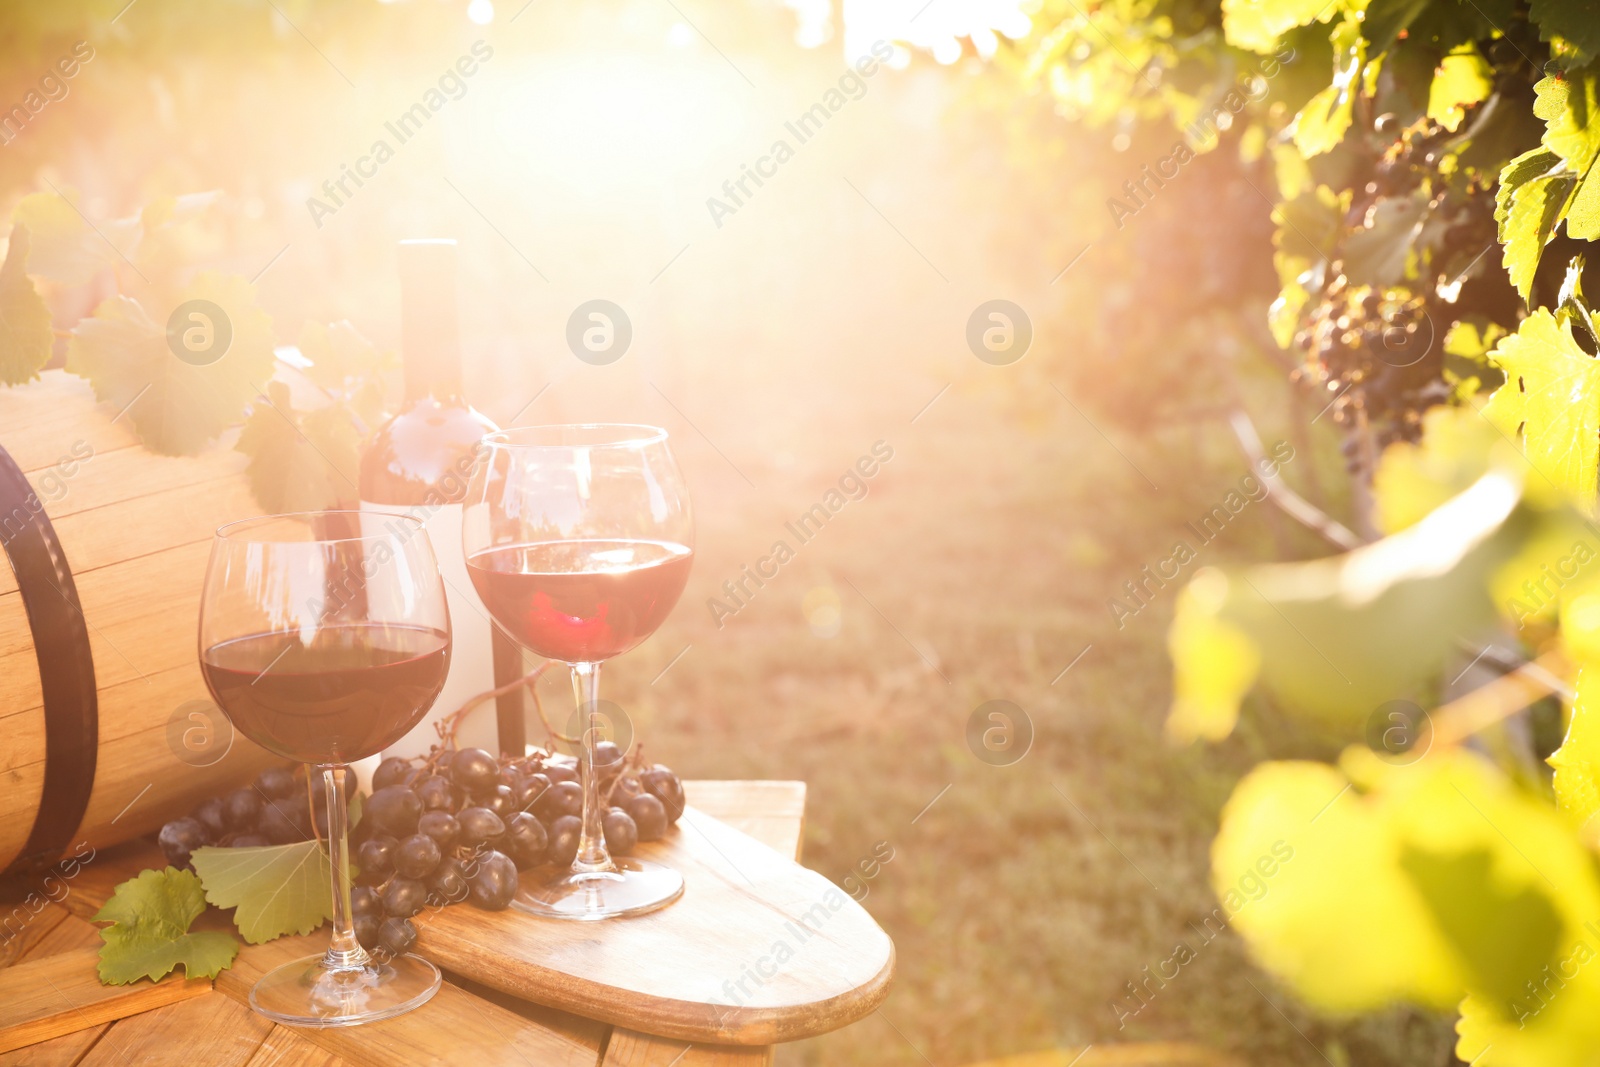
414, 804, 895, 1045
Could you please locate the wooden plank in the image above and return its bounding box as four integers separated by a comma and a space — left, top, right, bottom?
602, 1029, 772, 1067
0, 1024, 109, 1067
75, 988, 271, 1067
416, 802, 891, 1046
682, 782, 806, 862
600, 784, 804, 1067
0, 902, 73, 967
0, 947, 212, 1054
243, 1026, 350, 1067
212, 936, 601, 1067
9, 909, 102, 965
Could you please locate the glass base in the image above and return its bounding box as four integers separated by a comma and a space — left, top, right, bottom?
513, 856, 684, 920
248, 952, 441, 1027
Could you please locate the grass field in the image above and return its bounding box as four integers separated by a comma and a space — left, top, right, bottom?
564, 382, 1460, 1067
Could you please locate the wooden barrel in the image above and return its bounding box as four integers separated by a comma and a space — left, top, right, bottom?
0, 370, 276, 889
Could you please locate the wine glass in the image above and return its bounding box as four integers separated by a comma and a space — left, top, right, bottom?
464, 425, 693, 919
199, 511, 451, 1025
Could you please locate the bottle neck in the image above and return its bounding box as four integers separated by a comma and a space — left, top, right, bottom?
399, 243, 464, 402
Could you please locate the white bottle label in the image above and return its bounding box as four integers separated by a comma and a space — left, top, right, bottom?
360, 500, 502, 758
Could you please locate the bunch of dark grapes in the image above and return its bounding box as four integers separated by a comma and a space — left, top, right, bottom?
1292, 115, 1507, 474
159, 747, 686, 961
158, 765, 315, 866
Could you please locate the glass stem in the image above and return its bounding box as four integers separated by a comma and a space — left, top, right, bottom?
318, 765, 370, 972
571, 661, 615, 874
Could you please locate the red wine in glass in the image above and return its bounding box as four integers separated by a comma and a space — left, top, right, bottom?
199, 511, 451, 1026
464, 424, 694, 920
201, 623, 450, 765
466, 540, 692, 663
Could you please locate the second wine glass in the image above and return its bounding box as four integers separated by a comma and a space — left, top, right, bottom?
464, 424, 694, 919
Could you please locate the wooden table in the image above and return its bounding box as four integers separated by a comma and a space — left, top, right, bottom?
0, 781, 809, 1067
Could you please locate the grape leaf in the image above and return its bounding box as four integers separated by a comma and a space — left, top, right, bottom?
1427, 47, 1493, 133
1495, 148, 1576, 302
1551, 671, 1600, 846
92, 867, 240, 985
1216, 750, 1593, 1040
1344, 188, 1430, 286
65, 272, 276, 456
1167, 467, 1527, 741
191, 838, 335, 944
236, 380, 362, 514
1222, 0, 1341, 53
1482, 309, 1600, 509
0, 225, 53, 386
1373, 405, 1505, 533
12, 191, 127, 286
1293, 17, 1364, 156
1535, 71, 1600, 241
1531, 0, 1600, 63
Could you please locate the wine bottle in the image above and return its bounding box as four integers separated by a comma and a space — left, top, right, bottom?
359, 238, 526, 758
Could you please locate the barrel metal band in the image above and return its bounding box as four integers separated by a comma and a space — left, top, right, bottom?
0, 443, 98, 888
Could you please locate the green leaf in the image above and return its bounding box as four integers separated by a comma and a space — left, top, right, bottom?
1427, 47, 1493, 132
1482, 309, 1600, 509
1223, 0, 1342, 53
296, 319, 390, 396
0, 225, 54, 386
1373, 404, 1505, 533
1531, 0, 1600, 63
92, 867, 240, 985
1293, 18, 1365, 156
65, 272, 276, 456
1496, 148, 1578, 302
1536, 71, 1600, 240
1556, 253, 1600, 345
1549, 668, 1600, 843
1167, 468, 1526, 738
236, 381, 363, 514
1343, 189, 1430, 286
12, 191, 125, 286
191, 838, 336, 944
1215, 749, 1594, 1038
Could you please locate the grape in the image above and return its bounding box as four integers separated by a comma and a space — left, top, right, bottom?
603, 808, 638, 854
194, 797, 227, 843
417, 810, 460, 849
514, 773, 551, 811
373, 757, 415, 791
258, 800, 305, 844
231, 833, 270, 848
427, 858, 470, 905
482, 784, 516, 818
255, 766, 297, 799
394, 834, 442, 880
416, 775, 457, 812
357, 836, 397, 884
378, 916, 418, 956
450, 748, 500, 793
457, 807, 506, 848
367, 785, 422, 836
223, 788, 263, 830
541, 760, 579, 785
533, 781, 582, 822
503, 813, 549, 869
382, 877, 428, 918
354, 914, 381, 950
159, 817, 207, 869
351, 886, 383, 920
642, 767, 685, 824
611, 775, 644, 804
546, 816, 581, 868
628, 794, 668, 842
592, 741, 624, 778
467, 851, 519, 910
